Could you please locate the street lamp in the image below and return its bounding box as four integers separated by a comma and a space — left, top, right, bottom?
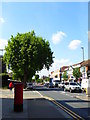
60, 68, 62, 82
81, 47, 85, 78
81, 47, 84, 62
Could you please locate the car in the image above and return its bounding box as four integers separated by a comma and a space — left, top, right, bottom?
81, 79, 89, 92
44, 83, 49, 87
64, 82, 82, 93
26, 82, 33, 90
77, 83, 81, 87
64, 82, 69, 91
52, 80, 60, 87
48, 83, 54, 88
58, 82, 65, 88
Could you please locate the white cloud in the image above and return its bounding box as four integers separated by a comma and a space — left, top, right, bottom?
37, 58, 72, 78
52, 31, 66, 44
0, 39, 8, 49
88, 31, 90, 42
37, 69, 49, 78
49, 58, 72, 72
68, 40, 81, 50
0, 17, 5, 23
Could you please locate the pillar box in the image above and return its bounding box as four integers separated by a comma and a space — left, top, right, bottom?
14, 83, 23, 112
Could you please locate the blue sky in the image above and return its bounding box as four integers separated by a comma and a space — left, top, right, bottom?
0, 2, 88, 77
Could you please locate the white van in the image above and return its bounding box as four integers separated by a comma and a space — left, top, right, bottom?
81, 79, 90, 92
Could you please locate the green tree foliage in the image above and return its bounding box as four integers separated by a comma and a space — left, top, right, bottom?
3, 31, 53, 87
35, 74, 39, 81
73, 67, 82, 81
62, 71, 68, 81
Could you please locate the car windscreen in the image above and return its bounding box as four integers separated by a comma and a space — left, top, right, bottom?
70, 83, 77, 85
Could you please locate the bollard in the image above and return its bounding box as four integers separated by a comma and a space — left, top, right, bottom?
14, 83, 23, 112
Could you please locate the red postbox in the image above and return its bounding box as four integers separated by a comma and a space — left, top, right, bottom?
14, 83, 23, 112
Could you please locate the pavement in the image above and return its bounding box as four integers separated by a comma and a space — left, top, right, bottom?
76, 94, 90, 101
0, 88, 90, 120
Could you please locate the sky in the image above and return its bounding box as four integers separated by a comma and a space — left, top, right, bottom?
0, 2, 88, 77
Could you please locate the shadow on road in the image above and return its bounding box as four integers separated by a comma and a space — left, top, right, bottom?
24, 86, 64, 92
55, 99, 90, 119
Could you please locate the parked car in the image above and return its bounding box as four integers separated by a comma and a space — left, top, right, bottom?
44, 82, 49, 87
81, 79, 89, 92
64, 82, 82, 93
26, 82, 33, 90
64, 82, 69, 90
77, 83, 81, 87
52, 80, 60, 87
48, 83, 54, 88
58, 82, 65, 88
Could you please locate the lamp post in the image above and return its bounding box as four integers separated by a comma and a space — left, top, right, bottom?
81, 47, 84, 62
81, 47, 85, 79
60, 68, 62, 82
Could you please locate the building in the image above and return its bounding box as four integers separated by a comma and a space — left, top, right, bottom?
67, 62, 82, 81
50, 59, 90, 82
80, 59, 90, 79
50, 66, 68, 81
50, 69, 60, 79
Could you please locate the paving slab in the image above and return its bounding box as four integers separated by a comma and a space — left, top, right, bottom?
0, 89, 73, 119
76, 95, 90, 101
2, 98, 28, 119
27, 98, 72, 119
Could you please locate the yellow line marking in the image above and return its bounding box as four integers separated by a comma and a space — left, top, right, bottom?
44, 96, 85, 120
52, 100, 77, 119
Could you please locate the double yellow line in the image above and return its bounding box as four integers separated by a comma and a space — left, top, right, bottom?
44, 96, 85, 120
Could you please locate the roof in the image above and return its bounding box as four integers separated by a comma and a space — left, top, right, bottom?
81, 59, 90, 67
61, 66, 69, 72
71, 61, 83, 67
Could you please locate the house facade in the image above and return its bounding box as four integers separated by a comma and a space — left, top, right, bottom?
50, 59, 90, 82
80, 59, 90, 79
50, 69, 60, 79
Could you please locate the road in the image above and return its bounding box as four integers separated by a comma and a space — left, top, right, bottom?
1, 85, 90, 119
35, 85, 90, 119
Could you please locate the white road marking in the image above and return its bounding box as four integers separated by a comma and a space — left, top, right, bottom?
35, 91, 44, 97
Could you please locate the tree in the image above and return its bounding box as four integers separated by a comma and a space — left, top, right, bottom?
73, 67, 82, 81
3, 31, 54, 88
35, 74, 39, 81
62, 71, 68, 81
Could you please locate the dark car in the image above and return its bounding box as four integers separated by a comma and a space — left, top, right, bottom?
26, 82, 33, 90
44, 83, 49, 87
48, 83, 54, 88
